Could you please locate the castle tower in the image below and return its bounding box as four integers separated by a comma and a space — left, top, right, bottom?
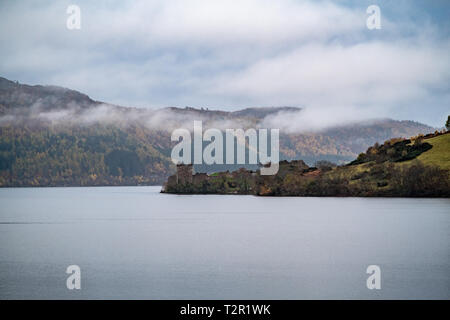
176, 164, 193, 184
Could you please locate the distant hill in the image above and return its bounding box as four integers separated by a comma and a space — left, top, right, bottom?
231, 106, 301, 119
0, 77, 100, 113
0, 76, 437, 186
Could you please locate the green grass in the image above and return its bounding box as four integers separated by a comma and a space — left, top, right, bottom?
322, 133, 450, 191
416, 133, 450, 170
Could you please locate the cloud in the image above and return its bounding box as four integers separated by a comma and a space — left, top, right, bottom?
261, 107, 379, 133
0, 101, 257, 132
213, 40, 450, 110
0, 0, 449, 127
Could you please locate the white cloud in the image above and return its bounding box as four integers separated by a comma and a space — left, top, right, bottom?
0, 0, 449, 126
213, 40, 450, 108
261, 107, 383, 133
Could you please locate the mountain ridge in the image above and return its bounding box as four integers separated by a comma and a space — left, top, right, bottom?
0, 77, 434, 130
1, 77, 304, 121
0, 76, 438, 186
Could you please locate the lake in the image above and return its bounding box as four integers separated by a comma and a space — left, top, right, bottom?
0, 186, 448, 299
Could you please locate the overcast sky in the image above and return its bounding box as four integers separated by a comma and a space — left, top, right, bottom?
0, 0, 449, 127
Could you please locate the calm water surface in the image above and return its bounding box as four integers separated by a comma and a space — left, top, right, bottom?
0, 186, 448, 299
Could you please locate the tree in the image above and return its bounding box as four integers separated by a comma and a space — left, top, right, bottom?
446, 115, 450, 131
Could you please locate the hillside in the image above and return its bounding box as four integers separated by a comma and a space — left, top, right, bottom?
0, 125, 174, 187
0, 77, 100, 113
0, 76, 439, 187
416, 134, 450, 170
318, 132, 450, 197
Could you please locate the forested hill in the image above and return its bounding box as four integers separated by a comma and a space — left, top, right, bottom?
0, 76, 436, 187
0, 76, 99, 113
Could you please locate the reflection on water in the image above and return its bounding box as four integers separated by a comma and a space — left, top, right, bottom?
0, 186, 449, 299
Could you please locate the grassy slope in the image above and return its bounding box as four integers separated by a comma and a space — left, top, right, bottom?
416, 133, 450, 170
321, 132, 449, 194
346, 132, 450, 173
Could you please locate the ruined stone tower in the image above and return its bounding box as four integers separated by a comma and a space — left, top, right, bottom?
176, 164, 193, 184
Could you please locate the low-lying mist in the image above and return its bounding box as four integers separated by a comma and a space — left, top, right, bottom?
0, 100, 389, 134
